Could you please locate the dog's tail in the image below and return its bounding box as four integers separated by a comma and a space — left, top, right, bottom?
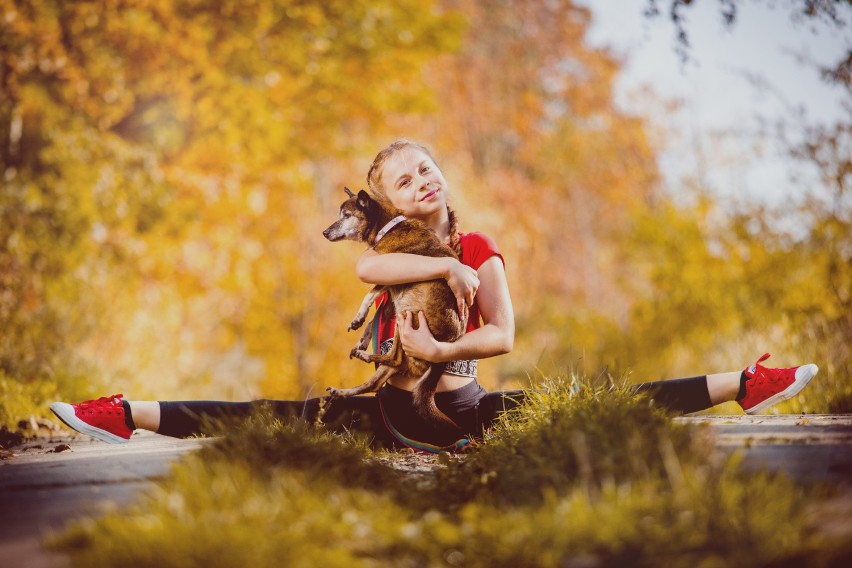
412, 363, 461, 432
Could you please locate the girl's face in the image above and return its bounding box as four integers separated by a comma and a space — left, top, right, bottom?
378, 148, 449, 220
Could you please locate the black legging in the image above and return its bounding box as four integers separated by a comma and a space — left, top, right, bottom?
155, 375, 714, 446
631, 375, 713, 414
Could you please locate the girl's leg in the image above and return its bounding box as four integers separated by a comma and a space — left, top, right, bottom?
633, 353, 819, 415
127, 400, 160, 431
52, 393, 386, 445
463, 375, 739, 428
470, 390, 526, 435
632, 374, 735, 414
154, 398, 323, 438
705, 372, 742, 405
154, 396, 390, 442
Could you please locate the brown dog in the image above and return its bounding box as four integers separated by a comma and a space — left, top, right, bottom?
322, 187, 467, 429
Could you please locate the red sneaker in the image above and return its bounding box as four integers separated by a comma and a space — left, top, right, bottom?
738, 353, 819, 414
50, 394, 133, 444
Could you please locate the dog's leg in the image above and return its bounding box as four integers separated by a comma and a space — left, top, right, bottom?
350, 316, 409, 367
350, 314, 375, 359
326, 364, 396, 399
349, 285, 387, 332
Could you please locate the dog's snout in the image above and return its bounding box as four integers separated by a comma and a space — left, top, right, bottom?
323, 225, 342, 241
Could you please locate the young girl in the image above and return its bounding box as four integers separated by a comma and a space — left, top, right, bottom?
50, 139, 819, 452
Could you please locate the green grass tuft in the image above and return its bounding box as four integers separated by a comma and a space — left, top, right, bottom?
430, 377, 706, 508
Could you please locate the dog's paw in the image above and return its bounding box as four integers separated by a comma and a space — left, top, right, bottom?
349, 349, 372, 362
347, 318, 365, 332
326, 386, 341, 400
326, 386, 358, 399
349, 345, 368, 357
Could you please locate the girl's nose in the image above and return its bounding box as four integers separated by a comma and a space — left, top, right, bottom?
415, 174, 431, 189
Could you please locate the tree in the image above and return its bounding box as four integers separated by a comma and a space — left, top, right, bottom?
400, 0, 661, 380
0, 0, 463, 420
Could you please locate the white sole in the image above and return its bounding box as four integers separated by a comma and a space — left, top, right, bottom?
50, 402, 130, 444
744, 364, 819, 415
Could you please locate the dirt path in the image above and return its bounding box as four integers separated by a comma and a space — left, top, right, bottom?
677, 414, 852, 483
0, 431, 213, 568
1, 415, 850, 568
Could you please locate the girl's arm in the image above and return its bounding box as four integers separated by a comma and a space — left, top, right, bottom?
399, 256, 514, 362
356, 249, 480, 313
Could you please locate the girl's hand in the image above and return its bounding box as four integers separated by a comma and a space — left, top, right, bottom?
399, 312, 442, 362
444, 259, 479, 316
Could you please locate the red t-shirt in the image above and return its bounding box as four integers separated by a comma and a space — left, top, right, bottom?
372, 232, 504, 353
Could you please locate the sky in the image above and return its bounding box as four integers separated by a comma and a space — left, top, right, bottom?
577, 0, 851, 205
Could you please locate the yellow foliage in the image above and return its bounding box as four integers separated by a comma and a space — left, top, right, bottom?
1, 0, 847, 421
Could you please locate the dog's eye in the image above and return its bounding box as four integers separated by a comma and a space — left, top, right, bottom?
343, 211, 352, 218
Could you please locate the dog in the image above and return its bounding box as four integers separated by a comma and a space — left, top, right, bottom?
322, 187, 467, 430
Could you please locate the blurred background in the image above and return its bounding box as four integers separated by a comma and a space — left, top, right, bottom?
1, 0, 850, 425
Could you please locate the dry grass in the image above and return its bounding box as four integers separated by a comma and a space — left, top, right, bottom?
51, 375, 850, 567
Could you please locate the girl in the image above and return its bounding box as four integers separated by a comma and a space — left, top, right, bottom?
50, 139, 819, 452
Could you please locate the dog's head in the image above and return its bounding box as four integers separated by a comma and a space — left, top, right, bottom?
322, 187, 376, 243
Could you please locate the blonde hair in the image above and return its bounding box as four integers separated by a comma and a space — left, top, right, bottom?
366, 139, 462, 257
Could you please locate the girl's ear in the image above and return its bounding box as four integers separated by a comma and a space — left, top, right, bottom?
356, 190, 372, 210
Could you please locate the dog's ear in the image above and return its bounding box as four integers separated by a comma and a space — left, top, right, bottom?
356, 190, 372, 211
344, 187, 355, 198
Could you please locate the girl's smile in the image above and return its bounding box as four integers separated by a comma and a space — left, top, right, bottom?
419, 186, 440, 202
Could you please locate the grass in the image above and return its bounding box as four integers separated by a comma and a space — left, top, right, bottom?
51, 375, 850, 567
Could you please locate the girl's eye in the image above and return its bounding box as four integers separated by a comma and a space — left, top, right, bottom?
399, 179, 410, 187
421, 166, 430, 174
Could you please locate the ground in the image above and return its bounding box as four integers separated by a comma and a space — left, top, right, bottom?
0, 414, 850, 568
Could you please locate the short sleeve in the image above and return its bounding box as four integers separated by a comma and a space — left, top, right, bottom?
459, 232, 504, 270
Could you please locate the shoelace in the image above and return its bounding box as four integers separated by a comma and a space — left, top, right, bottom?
80, 394, 124, 409
751, 355, 794, 386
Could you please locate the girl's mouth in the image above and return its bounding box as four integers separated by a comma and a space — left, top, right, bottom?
420, 188, 439, 201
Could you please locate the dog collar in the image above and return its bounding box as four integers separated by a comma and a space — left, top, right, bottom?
374, 215, 406, 244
